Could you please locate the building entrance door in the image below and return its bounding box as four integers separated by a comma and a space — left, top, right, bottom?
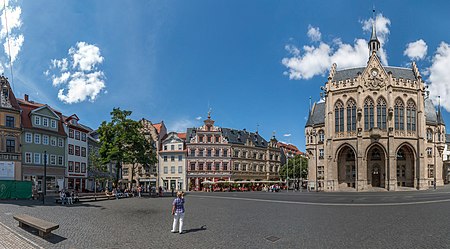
372, 166, 380, 187
170, 180, 176, 191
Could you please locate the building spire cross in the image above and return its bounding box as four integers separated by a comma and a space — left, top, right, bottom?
368, 7, 380, 55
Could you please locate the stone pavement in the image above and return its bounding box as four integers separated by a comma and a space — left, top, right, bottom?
1, 188, 450, 248
0, 220, 42, 249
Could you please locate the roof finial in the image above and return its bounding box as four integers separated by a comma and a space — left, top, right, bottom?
368, 7, 380, 55
207, 108, 212, 119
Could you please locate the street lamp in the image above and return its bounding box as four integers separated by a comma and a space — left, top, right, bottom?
43, 151, 47, 205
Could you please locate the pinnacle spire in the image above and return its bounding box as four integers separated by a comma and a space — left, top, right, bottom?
368, 8, 380, 55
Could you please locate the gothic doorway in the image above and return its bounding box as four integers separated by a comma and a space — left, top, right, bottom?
337, 146, 356, 188
397, 145, 415, 187
367, 146, 386, 188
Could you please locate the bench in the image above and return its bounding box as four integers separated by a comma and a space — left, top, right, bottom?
13, 214, 59, 238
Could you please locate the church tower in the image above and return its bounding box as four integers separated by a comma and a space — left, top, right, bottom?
368, 10, 380, 55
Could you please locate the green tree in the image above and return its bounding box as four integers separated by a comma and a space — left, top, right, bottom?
98, 108, 157, 187
279, 155, 308, 180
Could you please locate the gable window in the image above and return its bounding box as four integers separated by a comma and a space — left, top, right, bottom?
42, 135, 49, 145
34, 134, 41, 144
51, 119, 57, 128
34, 116, 41, 125
75, 130, 80, 140
6, 139, 14, 152
69, 129, 74, 138
5, 116, 14, 128
394, 98, 404, 130
377, 98, 387, 129
334, 101, 344, 132
406, 100, 416, 131
178, 144, 182, 150
346, 99, 357, 132
171, 145, 175, 150
43, 117, 48, 127
25, 132, 32, 143
364, 98, 374, 130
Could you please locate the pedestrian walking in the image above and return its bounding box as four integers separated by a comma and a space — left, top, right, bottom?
138, 186, 142, 198
171, 191, 185, 234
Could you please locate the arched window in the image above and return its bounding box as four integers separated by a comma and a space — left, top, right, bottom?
364, 98, 374, 130
335, 101, 344, 132
406, 100, 416, 131
426, 129, 433, 141
371, 149, 381, 160
377, 97, 387, 129
347, 99, 356, 131
318, 130, 324, 143
394, 98, 404, 130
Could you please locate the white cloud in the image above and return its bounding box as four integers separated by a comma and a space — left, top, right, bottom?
69, 42, 104, 71
283, 133, 292, 137
0, 1, 24, 65
404, 39, 428, 60
195, 116, 202, 120
169, 118, 198, 133
428, 42, 450, 112
46, 42, 106, 104
307, 25, 321, 42
282, 14, 391, 80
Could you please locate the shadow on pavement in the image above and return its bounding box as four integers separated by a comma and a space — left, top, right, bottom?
19, 225, 67, 244
0, 198, 105, 209
184, 225, 207, 234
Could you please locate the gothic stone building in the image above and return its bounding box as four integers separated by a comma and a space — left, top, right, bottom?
305, 25, 446, 191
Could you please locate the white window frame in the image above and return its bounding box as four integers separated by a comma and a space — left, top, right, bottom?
34, 153, 41, 164
50, 155, 56, 165
51, 119, 57, 128
50, 137, 57, 146
25, 152, 32, 163
34, 134, 41, 144
58, 156, 63, 166
42, 135, 49, 145
34, 116, 41, 125
25, 132, 32, 143
58, 138, 64, 147
42, 117, 49, 127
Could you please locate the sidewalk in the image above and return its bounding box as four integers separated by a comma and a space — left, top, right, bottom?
0, 221, 42, 249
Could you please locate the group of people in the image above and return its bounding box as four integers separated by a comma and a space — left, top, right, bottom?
59, 190, 79, 205
106, 186, 144, 199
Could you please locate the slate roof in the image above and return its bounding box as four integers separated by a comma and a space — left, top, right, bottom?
305, 102, 325, 127
332, 66, 417, 82
221, 128, 268, 148
425, 99, 439, 125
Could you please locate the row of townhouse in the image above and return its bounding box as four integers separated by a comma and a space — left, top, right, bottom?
121, 113, 292, 192
0, 76, 100, 193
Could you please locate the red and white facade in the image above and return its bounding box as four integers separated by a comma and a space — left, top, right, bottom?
64, 114, 90, 191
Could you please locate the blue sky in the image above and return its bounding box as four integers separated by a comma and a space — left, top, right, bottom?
4, 1, 450, 150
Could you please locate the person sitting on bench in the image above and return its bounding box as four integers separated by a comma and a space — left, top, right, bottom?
59, 191, 67, 205
65, 190, 73, 205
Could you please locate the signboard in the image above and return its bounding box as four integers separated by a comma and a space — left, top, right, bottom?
0, 162, 14, 180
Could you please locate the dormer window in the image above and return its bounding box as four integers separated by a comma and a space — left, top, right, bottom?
34, 116, 41, 126
2, 85, 8, 98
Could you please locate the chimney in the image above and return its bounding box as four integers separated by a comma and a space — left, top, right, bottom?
24, 94, 29, 102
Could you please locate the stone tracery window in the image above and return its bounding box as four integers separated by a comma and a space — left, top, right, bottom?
406, 99, 416, 131
334, 101, 344, 132
426, 129, 433, 141
377, 97, 387, 129
346, 99, 356, 132
364, 97, 374, 130
394, 98, 404, 130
